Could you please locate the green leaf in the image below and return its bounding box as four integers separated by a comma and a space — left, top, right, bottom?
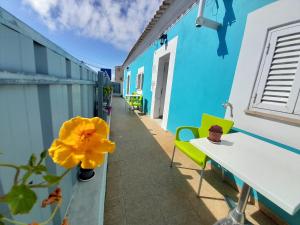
0, 221, 4, 225
43, 174, 61, 184
33, 165, 47, 174
22, 171, 32, 184
29, 154, 37, 167
5, 185, 37, 215
20, 165, 31, 170
40, 150, 48, 161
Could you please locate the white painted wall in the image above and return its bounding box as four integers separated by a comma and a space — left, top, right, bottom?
227, 0, 300, 150
150, 36, 178, 130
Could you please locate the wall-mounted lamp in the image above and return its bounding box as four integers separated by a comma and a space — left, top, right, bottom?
196, 0, 221, 30
159, 33, 168, 46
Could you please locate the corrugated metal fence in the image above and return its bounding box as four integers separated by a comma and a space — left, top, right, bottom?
0, 7, 104, 225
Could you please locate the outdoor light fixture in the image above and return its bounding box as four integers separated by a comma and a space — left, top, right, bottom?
159, 33, 168, 46
196, 0, 221, 30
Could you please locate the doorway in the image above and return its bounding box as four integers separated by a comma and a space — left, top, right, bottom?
158, 59, 169, 118
150, 36, 178, 130
153, 53, 170, 121
126, 73, 130, 95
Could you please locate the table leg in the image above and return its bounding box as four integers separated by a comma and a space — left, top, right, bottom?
214, 183, 251, 225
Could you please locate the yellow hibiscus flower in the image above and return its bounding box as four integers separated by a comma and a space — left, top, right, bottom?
49, 117, 115, 169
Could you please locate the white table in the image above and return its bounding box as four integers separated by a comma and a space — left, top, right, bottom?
190, 132, 300, 225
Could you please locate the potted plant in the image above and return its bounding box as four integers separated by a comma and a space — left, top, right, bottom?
48, 116, 116, 182
208, 125, 223, 143
78, 167, 95, 181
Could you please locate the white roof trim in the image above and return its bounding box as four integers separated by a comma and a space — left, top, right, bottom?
122, 0, 198, 67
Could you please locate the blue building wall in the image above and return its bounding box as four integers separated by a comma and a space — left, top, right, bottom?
123, 1, 300, 224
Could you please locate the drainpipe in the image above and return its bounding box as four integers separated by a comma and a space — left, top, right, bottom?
195, 0, 221, 30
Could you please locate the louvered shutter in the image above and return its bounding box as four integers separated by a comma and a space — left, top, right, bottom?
252, 24, 300, 114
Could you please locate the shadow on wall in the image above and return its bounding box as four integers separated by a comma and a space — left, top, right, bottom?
143, 99, 148, 114
217, 0, 236, 57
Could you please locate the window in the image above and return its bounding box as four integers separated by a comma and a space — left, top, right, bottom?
249, 23, 300, 121
136, 73, 144, 90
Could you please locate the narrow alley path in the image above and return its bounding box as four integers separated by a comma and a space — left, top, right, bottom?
104, 97, 277, 225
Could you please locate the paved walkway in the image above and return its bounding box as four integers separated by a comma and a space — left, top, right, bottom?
104, 97, 278, 225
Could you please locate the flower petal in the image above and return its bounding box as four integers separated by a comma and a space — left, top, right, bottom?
58, 117, 91, 145
99, 139, 116, 153
48, 140, 80, 168
81, 153, 105, 169
90, 117, 108, 139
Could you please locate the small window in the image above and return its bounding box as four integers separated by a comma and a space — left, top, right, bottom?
136, 73, 144, 90
34, 41, 48, 74
249, 23, 300, 121
66, 58, 71, 78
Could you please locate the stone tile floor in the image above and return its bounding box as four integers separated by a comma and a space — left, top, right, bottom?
104, 97, 278, 225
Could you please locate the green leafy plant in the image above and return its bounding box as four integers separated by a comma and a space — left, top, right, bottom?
0, 150, 70, 225
103, 86, 113, 98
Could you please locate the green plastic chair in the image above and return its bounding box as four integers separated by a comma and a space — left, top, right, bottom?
125, 94, 143, 112
131, 95, 143, 111
170, 113, 234, 196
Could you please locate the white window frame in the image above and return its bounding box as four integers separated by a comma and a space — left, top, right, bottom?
136, 66, 144, 91
249, 22, 300, 121
136, 72, 144, 90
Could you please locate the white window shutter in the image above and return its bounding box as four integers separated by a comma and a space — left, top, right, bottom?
294, 94, 300, 115
253, 24, 300, 114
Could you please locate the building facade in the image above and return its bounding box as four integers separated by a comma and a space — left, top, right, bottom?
114, 65, 124, 96
122, 0, 300, 224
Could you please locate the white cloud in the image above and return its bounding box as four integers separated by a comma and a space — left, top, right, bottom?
22, 0, 163, 51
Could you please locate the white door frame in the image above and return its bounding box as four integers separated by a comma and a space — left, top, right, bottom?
126, 71, 131, 95
150, 36, 178, 130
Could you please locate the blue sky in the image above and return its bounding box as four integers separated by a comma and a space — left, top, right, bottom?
0, 0, 162, 74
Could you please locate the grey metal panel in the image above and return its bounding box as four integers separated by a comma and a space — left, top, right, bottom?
49, 85, 73, 221
72, 84, 82, 116
71, 62, 80, 79
0, 8, 99, 225
47, 49, 64, 77
82, 68, 88, 80
34, 41, 48, 75
20, 35, 35, 73
0, 24, 22, 72
80, 85, 88, 117
88, 86, 94, 117
0, 85, 53, 224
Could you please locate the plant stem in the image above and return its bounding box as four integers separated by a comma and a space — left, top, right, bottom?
40, 203, 60, 225
1, 203, 60, 225
27, 183, 51, 188
28, 169, 71, 189
2, 217, 27, 225
59, 168, 71, 179
14, 168, 20, 185
0, 163, 19, 170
